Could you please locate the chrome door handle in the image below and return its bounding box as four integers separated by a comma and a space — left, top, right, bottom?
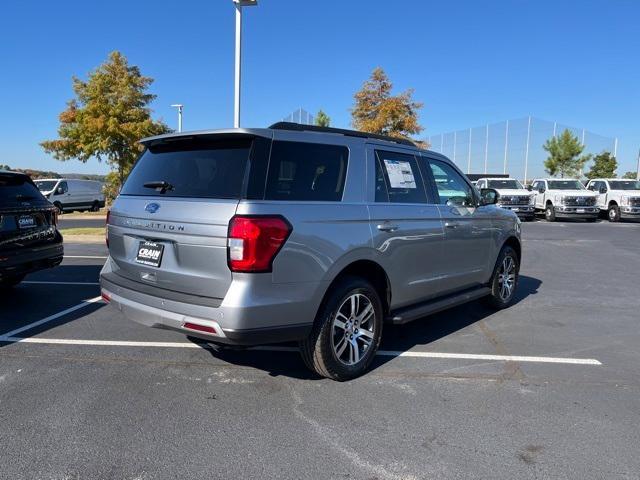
377, 223, 398, 232
444, 222, 458, 229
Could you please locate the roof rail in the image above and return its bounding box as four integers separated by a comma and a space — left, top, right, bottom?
268, 122, 416, 147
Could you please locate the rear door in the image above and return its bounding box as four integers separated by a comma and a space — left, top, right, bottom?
421, 156, 494, 292
107, 134, 270, 300
367, 146, 445, 308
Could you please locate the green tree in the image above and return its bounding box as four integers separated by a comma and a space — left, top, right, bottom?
315, 109, 331, 127
586, 151, 617, 179
622, 171, 638, 179
41, 51, 170, 188
351, 67, 423, 140
543, 129, 591, 178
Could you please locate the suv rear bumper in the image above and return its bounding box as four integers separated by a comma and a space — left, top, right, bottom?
99, 260, 318, 346
0, 234, 64, 279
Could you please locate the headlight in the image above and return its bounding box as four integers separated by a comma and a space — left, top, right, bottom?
529, 195, 535, 205
620, 196, 629, 206
554, 194, 564, 203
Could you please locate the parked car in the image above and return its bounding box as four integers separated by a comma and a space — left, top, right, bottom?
529, 178, 599, 222
585, 178, 640, 222
34, 178, 105, 214
100, 123, 522, 380
475, 178, 535, 220
0, 170, 63, 289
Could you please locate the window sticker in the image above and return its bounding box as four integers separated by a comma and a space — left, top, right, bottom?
383, 159, 416, 189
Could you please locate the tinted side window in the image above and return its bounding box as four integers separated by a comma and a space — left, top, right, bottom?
264, 141, 348, 201
428, 160, 475, 207
375, 150, 427, 203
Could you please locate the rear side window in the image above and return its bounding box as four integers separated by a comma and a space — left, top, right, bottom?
264, 141, 348, 201
375, 150, 428, 203
121, 138, 252, 199
0, 174, 43, 202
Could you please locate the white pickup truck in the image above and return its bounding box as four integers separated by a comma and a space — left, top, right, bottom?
585, 178, 640, 222
529, 178, 599, 222
475, 178, 535, 220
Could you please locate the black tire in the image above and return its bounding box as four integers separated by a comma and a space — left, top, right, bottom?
545, 204, 556, 222
53, 202, 63, 215
91, 201, 100, 212
0, 274, 25, 290
300, 276, 383, 381
484, 246, 519, 309
608, 204, 621, 223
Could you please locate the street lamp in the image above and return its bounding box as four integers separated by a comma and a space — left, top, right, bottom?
232, 0, 257, 128
170, 104, 183, 132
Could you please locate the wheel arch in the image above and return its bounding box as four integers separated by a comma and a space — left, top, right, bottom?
502, 236, 522, 264
608, 200, 618, 208
321, 260, 391, 316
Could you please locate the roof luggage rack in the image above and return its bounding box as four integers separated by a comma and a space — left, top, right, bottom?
268, 122, 416, 147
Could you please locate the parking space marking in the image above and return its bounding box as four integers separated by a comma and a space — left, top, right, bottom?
0, 296, 103, 339
64, 255, 108, 259
0, 337, 602, 365
23, 281, 100, 286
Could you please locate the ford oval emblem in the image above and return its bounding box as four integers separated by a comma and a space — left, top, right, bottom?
145, 203, 160, 214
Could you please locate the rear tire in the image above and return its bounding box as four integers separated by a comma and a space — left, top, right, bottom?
0, 274, 25, 290
91, 201, 100, 212
608, 204, 621, 222
545, 204, 556, 222
300, 276, 383, 381
485, 246, 519, 309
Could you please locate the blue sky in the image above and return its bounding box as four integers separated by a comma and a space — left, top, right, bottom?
1, 0, 638, 176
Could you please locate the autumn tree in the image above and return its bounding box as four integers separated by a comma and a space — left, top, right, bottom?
586, 151, 617, 179
41, 51, 170, 188
351, 67, 423, 140
543, 129, 591, 178
315, 109, 331, 127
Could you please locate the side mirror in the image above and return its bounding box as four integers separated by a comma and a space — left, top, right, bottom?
527, 185, 533, 191
480, 188, 499, 206
56, 187, 64, 195
599, 187, 607, 194
538, 187, 545, 194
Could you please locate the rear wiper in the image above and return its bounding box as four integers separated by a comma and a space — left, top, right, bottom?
143, 181, 175, 194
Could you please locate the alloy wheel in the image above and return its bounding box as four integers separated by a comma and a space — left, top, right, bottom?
331, 293, 375, 366
498, 256, 516, 301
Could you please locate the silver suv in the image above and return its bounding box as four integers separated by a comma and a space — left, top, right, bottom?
100, 123, 522, 380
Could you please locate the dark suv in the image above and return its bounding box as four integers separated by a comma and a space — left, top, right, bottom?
0, 170, 63, 288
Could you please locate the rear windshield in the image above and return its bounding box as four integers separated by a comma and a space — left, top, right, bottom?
0, 174, 44, 202
121, 138, 252, 199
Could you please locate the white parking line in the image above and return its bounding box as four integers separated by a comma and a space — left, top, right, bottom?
0, 296, 103, 339
23, 281, 100, 286
0, 337, 602, 365
64, 255, 108, 259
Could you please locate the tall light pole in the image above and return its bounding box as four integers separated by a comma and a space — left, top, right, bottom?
233, 0, 258, 128
170, 104, 183, 132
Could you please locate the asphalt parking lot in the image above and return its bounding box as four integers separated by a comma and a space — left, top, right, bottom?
1, 219, 639, 479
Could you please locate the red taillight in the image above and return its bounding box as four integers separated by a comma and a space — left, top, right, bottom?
227, 216, 291, 273
101, 291, 111, 303
105, 209, 111, 247
183, 322, 217, 335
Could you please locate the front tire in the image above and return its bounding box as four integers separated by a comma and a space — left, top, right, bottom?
545, 204, 556, 222
608, 204, 621, 222
300, 276, 383, 381
485, 246, 519, 309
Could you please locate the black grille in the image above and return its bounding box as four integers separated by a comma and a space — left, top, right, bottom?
564, 196, 596, 206
629, 197, 640, 207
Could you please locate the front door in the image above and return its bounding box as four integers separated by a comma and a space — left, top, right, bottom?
421, 156, 494, 293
